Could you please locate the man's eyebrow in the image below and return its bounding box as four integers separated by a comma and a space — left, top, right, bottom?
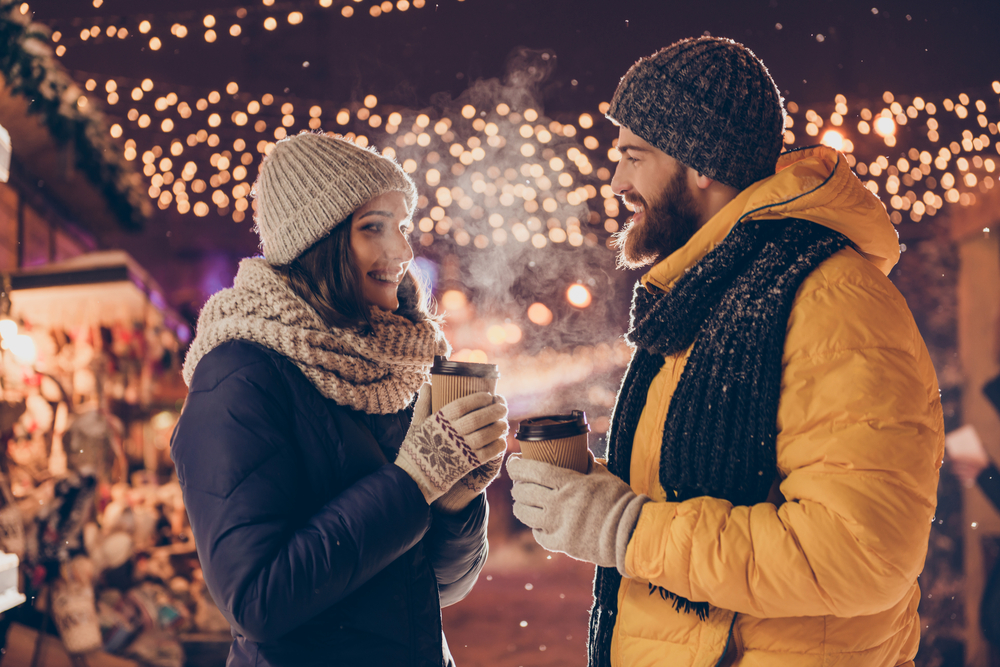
616, 143, 650, 153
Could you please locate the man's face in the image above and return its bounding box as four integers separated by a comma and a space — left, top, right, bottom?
610, 127, 702, 270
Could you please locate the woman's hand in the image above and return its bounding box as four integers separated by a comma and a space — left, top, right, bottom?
434, 396, 508, 513
395, 386, 507, 504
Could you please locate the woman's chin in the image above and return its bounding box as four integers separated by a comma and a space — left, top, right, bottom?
364, 279, 401, 312
367, 293, 399, 312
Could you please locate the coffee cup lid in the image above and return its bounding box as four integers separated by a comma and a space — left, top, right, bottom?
515, 410, 590, 441
431, 356, 499, 379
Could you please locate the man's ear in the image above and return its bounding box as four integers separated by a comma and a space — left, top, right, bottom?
692, 171, 714, 191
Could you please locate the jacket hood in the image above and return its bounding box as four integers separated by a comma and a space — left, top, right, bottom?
643, 145, 899, 292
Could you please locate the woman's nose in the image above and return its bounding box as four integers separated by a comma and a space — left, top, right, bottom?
390, 225, 414, 263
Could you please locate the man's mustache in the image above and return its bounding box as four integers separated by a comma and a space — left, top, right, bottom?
621, 193, 645, 211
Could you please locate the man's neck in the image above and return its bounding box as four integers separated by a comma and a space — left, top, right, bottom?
698, 188, 739, 227
686, 168, 740, 228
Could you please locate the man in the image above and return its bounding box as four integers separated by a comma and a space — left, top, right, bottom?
507, 36, 944, 666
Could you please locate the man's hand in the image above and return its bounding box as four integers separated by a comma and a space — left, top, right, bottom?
507, 455, 649, 575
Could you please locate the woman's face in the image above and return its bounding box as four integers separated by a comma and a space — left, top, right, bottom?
350, 191, 414, 312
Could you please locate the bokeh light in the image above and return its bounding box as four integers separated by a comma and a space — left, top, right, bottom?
440, 290, 468, 312
566, 284, 592, 309
874, 115, 896, 137
820, 130, 844, 151
527, 303, 553, 326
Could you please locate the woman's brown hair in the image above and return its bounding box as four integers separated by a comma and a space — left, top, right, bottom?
274, 216, 433, 332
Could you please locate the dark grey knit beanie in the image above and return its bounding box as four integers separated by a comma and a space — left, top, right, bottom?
607, 37, 785, 191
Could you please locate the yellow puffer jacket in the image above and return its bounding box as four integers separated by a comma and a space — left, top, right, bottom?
611, 146, 944, 667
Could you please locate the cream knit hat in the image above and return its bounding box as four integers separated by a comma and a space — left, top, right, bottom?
251, 131, 418, 265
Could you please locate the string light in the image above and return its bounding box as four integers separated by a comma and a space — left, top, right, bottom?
527, 303, 553, 326
49, 1, 435, 57
16, 6, 989, 415
566, 284, 592, 308
820, 130, 844, 151
874, 115, 896, 137
46, 1, 1000, 240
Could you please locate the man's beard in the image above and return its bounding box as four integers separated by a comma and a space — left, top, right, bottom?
611, 165, 701, 270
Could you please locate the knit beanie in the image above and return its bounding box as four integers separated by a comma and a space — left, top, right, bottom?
607, 37, 785, 191
252, 131, 418, 265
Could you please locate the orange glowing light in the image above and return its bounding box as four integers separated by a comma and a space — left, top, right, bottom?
820, 130, 844, 151
527, 303, 553, 326
486, 325, 506, 345
502, 323, 522, 344
566, 284, 592, 308
440, 290, 468, 312
873, 115, 896, 137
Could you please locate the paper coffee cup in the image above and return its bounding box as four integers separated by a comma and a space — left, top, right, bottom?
515, 411, 591, 473
430, 356, 500, 413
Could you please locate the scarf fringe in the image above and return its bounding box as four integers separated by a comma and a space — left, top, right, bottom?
648, 583, 709, 621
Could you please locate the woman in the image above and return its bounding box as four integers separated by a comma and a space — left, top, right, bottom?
172, 131, 508, 666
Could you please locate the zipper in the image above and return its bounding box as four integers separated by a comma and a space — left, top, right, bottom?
713, 613, 739, 667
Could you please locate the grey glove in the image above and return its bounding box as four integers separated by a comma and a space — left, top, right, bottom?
396, 385, 507, 504
507, 454, 650, 575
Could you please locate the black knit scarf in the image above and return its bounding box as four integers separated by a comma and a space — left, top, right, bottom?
587, 218, 849, 667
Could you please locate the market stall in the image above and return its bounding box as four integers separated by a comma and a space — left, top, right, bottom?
0, 251, 229, 667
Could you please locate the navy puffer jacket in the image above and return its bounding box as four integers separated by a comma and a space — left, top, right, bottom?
171, 340, 488, 666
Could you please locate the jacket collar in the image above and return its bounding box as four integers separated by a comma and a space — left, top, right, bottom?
642, 145, 899, 293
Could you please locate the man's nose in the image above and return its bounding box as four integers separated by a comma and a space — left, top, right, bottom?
611, 161, 629, 196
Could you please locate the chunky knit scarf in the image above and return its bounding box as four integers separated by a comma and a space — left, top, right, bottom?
588, 218, 849, 667
182, 258, 450, 415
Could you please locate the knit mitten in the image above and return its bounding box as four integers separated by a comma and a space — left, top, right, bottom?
434, 394, 508, 513
396, 386, 507, 504
433, 450, 504, 513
